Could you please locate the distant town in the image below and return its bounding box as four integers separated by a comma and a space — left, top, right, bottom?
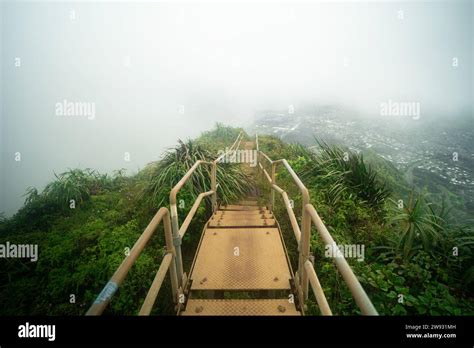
250, 107, 473, 221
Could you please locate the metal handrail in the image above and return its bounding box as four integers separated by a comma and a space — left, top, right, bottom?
86, 207, 178, 316
305, 204, 378, 315
139, 253, 173, 315
169, 131, 244, 288
87, 131, 244, 316
272, 183, 301, 243
257, 151, 311, 300
272, 158, 311, 302
259, 151, 273, 166
214, 131, 244, 163
178, 190, 214, 239
304, 260, 332, 315
261, 167, 301, 243
169, 160, 214, 285
255, 134, 378, 315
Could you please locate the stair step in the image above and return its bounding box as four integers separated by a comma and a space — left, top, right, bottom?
182, 299, 300, 316
215, 209, 271, 216
243, 197, 258, 201
213, 212, 273, 219
220, 204, 264, 211
209, 217, 276, 227
237, 200, 259, 206
190, 228, 291, 290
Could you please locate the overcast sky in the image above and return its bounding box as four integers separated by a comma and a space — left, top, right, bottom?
1, 0, 472, 215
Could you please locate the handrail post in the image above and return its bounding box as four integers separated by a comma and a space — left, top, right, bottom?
271, 162, 276, 211
298, 190, 311, 303
211, 162, 217, 212
257, 151, 261, 180
170, 203, 184, 287
163, 208, 179, 303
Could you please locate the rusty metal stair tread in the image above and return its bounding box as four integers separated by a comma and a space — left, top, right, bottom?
209, 217, 276, 227
190, 227, 291, 290
237, 200, 259, 206
213, 212, 274, 219
182, 299, 300, 316
214, 210, 271, 216
220, 204, 264, 211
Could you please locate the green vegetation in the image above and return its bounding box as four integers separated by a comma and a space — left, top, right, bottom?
142, 137, 251, 208
0, 126, 472, 316
257, 134, 474, 315
301, 140, 391, 211
0, 125, 252, 315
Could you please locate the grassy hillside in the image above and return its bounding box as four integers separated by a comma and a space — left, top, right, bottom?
0, 125, 472, 315
0, 124, 252, 315
256, 135, 474, 315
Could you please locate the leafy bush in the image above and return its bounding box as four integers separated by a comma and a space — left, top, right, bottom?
358, 253, 472, 315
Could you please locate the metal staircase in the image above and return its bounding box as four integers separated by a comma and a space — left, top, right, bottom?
86, 132, 378, 316
180, 199, 300, 316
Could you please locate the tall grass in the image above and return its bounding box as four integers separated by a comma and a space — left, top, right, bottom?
142, 139, 253, 208
301, 140, 391, 210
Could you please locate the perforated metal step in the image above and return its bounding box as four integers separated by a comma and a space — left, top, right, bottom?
237, 200, 259, 206
214, 210, 272, 216
213, 212, 274, 220
209, 216, 276, 227
182, 299, 300, 316
220, 204, 264, 211
190, 227, 292, 290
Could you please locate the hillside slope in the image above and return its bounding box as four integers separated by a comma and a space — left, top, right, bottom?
0, 125, 472, 315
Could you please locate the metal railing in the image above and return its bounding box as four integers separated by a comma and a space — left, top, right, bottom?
86, 207, 178, 315
86, 131, 244, 315
169, 160, 215, 288
255, 134, 378, 315
305, 204, 377, 315
169, 130, 243, 289
86, 130, 377, 316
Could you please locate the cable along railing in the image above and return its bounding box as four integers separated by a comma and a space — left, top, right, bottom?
86, 131, 244, 315
255, 134, 378, 315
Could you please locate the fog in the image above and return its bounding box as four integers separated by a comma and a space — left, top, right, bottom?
1, 0, 472, 215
